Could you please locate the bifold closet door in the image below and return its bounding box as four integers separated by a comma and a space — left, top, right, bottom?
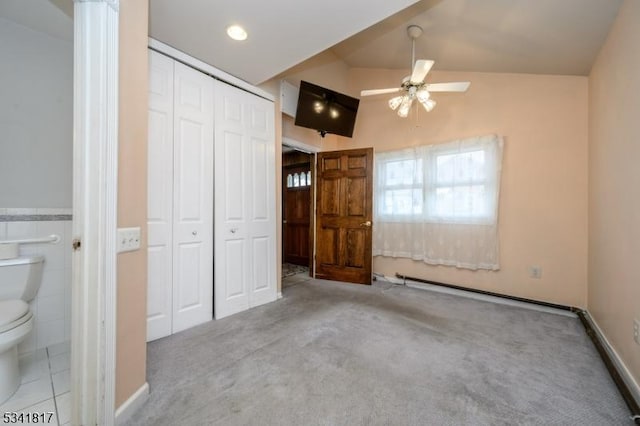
147, 50, 214, 341
172, 61, 214, 333
214, 80, 277, 319
147, 50, 174, 341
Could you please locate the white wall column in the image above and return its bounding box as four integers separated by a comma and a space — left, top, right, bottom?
72, 0, 119, 424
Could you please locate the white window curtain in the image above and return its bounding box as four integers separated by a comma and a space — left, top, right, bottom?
373, 134, 504, 270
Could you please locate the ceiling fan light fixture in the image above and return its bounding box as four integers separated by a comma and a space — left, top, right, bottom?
419, 98, 436, 112
397, 97, 413, 118
388, 96, 403, 110
416, 88, 430, 103
360, 25, 470, 119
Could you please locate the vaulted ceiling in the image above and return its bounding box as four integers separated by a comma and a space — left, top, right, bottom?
1, 0, 623, 85
150, 0, 622, 85
330, 0, 623, 76
149, 0, 421, 84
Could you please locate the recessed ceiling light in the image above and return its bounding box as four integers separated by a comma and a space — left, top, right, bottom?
226, 25, 248, 41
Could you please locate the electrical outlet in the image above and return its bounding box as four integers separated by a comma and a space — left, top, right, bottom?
529, 266, 542, 279
634, 319, 640, 345
117, 227, 141, 253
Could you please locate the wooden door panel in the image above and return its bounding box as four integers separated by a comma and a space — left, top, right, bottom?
321, 156, 341, 171
316, 148, 373, 284
283, 162, 312, 266
348, 154, 367, 170
320, 178, 340, 216
345, 229, 366, 268
316, 226, 338, 266
347, 177, 366, 217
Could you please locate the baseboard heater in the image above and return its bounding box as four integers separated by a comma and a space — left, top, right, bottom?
395, 273, 640, 424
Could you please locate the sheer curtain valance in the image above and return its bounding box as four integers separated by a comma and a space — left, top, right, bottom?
373, 134, 504, 270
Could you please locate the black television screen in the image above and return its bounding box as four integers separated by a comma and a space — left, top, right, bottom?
294, 81, 359, 138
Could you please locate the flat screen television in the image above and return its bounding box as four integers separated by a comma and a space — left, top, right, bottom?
294, 80, 359, 138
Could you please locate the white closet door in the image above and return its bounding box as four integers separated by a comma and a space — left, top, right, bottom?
214, 81, 250, 318
146, 50, 174, 342
172, 61, 214, 333
245, 94, 277, 308
214, 80, 276, 319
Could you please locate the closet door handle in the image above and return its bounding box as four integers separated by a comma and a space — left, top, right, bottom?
192, 231, 197, 236
230, 228, 238, 234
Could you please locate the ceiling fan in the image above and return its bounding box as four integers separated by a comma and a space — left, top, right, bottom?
360, 25, 471, 118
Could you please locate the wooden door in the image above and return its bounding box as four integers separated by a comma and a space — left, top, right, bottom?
283, 164, 311, 266
214, 79, 277, 319
171, 60, 214, 333
315, 148, 373, 284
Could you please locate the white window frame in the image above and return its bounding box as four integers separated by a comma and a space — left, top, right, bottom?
424, 143, 496, 225
375, 135, 502, 225
375, 149, 424, 221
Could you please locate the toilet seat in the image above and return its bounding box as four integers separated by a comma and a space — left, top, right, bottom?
0, 300, 31, 333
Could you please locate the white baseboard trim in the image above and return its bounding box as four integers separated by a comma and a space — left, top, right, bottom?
277, 291, 283, 299
115, 382, 149, 425
583, 311, 640, 405
384, 275, 576, 318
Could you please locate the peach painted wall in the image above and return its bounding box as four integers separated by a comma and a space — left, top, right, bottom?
349, 68, 589, 307
588, 0, 640, 388
116, 0, 148, 408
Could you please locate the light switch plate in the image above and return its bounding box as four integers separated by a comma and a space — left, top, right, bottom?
117, 227, 141, 253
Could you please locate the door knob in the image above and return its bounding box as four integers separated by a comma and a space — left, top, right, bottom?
283, 220, 287, 224
360, 221, 372, 227
230, 228, 238, 234
192, 231, 197, 236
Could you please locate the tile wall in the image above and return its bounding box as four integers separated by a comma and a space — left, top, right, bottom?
0, 208, 72, 353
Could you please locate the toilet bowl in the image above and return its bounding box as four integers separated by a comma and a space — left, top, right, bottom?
0, 256, 43, 404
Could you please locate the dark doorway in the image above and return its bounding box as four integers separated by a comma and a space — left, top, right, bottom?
282, 148, 314, 270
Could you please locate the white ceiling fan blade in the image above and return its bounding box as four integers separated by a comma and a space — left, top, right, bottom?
410, 60, 434, 84
360, 88, 401, 97
426, 82, 471, 92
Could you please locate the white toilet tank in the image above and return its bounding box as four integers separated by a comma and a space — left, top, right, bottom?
0, 256, 44, 302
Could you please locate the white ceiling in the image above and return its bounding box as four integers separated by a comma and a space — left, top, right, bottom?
0, 0, 72, 41
149, 0, 421, 85
2, 0, 622, 85
150, 0, 622, 85
331, 0, 623, 76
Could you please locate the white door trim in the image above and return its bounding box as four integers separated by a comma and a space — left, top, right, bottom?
72, 1, 119, 424
282, 137, 320, 154
147, 38, 274, 102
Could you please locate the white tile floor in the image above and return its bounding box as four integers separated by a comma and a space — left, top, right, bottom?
0, 341, 70, 425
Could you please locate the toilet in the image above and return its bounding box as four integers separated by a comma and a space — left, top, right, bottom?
0, 256, 44, 404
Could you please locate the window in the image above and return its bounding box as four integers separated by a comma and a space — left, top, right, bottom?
378, 155, 423, 217
373, 135, 503, 270
286, 170, 312, 188
376, 136, 501, 224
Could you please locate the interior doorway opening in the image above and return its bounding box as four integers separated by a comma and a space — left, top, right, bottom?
282, 145, 314, 283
